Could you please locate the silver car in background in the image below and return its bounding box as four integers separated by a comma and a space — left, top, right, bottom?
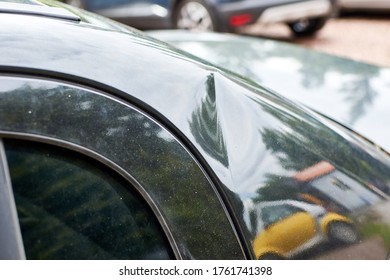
66, 0, 335, 36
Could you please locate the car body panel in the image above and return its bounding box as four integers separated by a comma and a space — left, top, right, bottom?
1, 0, 390, 259
338, 0, 390, 11
0, 76, 246, 260
218, 0, 332, 24
148, 30, 390, 154
250, 200, 354, 259
81, 0, 174, 29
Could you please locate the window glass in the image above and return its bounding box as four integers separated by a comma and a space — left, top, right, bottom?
4, 139, 173, 260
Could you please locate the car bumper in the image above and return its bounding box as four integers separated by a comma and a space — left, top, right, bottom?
217, 0, 333, 28
94, 3, 172, 29
257, 0, 332, 24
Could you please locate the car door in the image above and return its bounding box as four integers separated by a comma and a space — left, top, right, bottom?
0, 75, 245, 260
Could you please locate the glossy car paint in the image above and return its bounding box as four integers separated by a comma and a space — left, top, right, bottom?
149, 30, 390, 154
250, 200, 354, 259
255, 211, 318, 258
0, 76, 247, 259
1, 0, 390, 259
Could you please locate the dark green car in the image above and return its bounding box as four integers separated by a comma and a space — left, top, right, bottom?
0, 0, 389, 260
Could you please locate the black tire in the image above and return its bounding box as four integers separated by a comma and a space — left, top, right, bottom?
288, 17, 327, 37
327, 221, 359, 244
173, 0, 219, 32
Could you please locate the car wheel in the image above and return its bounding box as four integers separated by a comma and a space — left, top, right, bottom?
328, 221, 359, 244
288, 17, 327, 37
174, 0, 217, 31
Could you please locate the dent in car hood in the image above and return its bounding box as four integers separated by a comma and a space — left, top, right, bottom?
148, 30, 390, 154
1, 8, 390, 259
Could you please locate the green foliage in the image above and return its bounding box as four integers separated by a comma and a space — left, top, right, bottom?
361, 223, 390, 249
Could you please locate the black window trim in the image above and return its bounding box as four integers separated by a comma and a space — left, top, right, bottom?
0, 138, 26, 260
0, 132, 181, 260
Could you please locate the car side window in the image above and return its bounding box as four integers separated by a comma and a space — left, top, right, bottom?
3, 139, 174, 260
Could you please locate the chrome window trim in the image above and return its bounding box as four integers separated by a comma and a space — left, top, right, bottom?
0, 138, 26, 260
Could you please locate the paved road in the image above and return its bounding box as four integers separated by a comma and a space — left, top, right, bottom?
241, 14, 390, 68
315, 236, 387, 260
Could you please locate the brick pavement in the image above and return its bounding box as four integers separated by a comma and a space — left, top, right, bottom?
241, 15, 390, 67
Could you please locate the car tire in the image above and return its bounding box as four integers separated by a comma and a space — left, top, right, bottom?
288, 17, 327, 37
173, 0, 218, 32
327, 221, 359, 244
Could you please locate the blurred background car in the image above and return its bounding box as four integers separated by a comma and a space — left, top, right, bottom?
65, 0, 335, 36
337, 0, 390, 13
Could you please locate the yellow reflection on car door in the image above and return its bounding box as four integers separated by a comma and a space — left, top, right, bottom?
254, 212, 317, 258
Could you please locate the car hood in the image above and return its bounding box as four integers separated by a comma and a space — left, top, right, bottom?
148, 30, 390, 153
